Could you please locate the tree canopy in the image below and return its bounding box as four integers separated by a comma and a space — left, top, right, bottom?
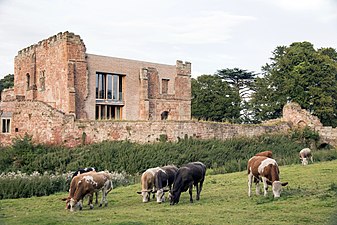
250, 42, 337, 126
191, 74, 240, 122
0, 74, 14, 93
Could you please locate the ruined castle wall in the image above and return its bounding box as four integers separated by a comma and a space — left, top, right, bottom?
0, 100, 289, 147
13, 32, 87, 116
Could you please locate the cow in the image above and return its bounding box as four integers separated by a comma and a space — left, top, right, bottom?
62, 171, 113, 211
169, 162, 206, 205
154, 165, 178, 203
247, 156, 288, 198
71, 167, 99, 205
72, 167, 97, 178
299, 148, 313, 166
255, 150, 273, 158
137, 167, 162, 203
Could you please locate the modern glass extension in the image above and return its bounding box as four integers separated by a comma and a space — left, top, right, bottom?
95, 72, 124, 120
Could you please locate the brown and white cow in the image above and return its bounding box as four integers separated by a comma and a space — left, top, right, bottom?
247, 156, 288, 198
62, 171, 113, 211
154, 165, 178, 203
299, 148, 313, 166
137, 167, 162, 203
255, 150, 273, 158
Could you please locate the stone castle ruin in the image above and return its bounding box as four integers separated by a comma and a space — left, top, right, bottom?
0, 32, 336, 147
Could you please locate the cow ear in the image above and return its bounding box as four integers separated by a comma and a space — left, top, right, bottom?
266, 180, 273, 185
136, 191, 142, 194
281, 182, 288, 186
61, 197, 68, 201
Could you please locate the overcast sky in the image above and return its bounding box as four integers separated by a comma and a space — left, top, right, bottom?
1, 0, 337, 79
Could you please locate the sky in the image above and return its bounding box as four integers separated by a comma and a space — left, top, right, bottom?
0, 0, 337, 79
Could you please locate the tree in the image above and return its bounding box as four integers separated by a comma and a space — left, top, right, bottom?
0, 74, 14, 92
216, 68, 257, 123
250, 42, 337, 126
191, 75, 240, 122
217, 68, 256, 99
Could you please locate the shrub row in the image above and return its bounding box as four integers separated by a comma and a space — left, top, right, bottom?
0, 170, 133, 199
0, 128, 334, 176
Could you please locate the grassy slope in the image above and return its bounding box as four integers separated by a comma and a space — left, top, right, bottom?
1, 161, 337, 225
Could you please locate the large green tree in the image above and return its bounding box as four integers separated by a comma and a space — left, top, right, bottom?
191, 74, 240, 122
0, 74, 14, 93
250, 42, 337, 126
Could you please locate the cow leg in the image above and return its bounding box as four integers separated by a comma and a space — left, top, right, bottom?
99, 190, 106, 207
88, 194, 94, 209
255, 177, 261, 196
248, 173, 253, 197
189, 184, 194, 203
196, 180, 204, 201
262, 177, 268, 197
95, 191, 98, 205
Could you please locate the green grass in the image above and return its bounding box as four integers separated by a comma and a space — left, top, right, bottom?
1, 161, 337, 225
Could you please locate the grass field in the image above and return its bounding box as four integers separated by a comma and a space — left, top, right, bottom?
1, 160, 337, 225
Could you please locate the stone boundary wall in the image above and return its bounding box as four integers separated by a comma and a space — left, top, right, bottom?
0, 100, 290, 147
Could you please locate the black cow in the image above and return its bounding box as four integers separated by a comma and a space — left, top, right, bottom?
154, 165, 178, 203
169, 162, 206, 205
72, 167, 97, 178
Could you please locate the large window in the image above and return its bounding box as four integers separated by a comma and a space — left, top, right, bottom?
162, 79, 169, 94
96, 73, 123, 101
95, 72, 124, 120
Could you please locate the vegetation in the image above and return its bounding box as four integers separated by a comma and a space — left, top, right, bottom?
1, 129, 334, 176
0, 74, 14, 92
191, 42, 337, 126
1, 161, 337, 224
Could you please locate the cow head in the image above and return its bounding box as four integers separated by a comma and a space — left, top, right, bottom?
272, 181, 288, 198
301, 158, 308, 166
156, 188, 169, 203
169, 191, 181, 205
137, 190, 151, 203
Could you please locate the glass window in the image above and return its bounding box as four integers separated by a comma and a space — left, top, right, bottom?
1, 118, 10, 133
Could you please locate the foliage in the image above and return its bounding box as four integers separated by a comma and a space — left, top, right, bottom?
0, 170, 133, 199
0, 130, 335, 176
0, 74, 14, 93
1, 161, 337, 224
191, 74, 241, 122
250, 42, 337, 126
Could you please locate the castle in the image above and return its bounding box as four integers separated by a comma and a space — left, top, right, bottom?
1, 32, 335, 147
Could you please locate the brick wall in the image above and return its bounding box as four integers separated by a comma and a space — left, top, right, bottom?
0, 100, 289, 147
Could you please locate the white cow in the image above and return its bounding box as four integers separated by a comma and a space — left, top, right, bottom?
299, 148, 313, 165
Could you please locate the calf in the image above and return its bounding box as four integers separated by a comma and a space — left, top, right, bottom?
137, 167, 162, 202
169, 162, 206, 205
154, 165, 178, 203
299, 148, 313, 166
255, 150, 273, 158
62, 171, 113, 211
247, 156, 288, 198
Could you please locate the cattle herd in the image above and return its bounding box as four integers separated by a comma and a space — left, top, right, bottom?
62, 148, 312, 211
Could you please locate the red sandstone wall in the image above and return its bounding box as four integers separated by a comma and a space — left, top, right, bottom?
0, 100, 289, 147
13, 32, 87, 117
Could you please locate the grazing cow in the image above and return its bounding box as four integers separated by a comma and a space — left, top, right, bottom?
137, 167, 162, 202
255, 150, 273, 158
62, 171, 113, 211
71, 167, 98, 204
154, 165, 178, 203
169, 162, 206, 205
247, 156, 288, 198
299, 148, 313, 166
